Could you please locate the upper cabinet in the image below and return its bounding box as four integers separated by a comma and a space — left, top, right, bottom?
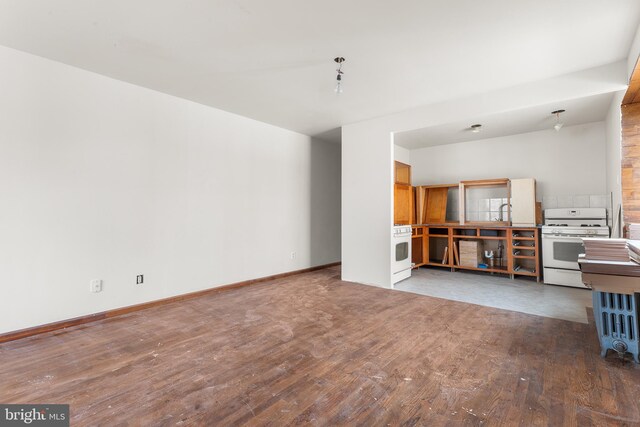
394, 161, 414, 225
511, 178, 540, 226
394, 184, 414, 225
394, 161, 411, 185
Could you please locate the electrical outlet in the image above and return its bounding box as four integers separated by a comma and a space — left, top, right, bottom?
136, 275, 144, 284
90, 279, 102, 293
290, 252, 296, 260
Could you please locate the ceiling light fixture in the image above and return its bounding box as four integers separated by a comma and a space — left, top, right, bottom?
552, 109, 565, 131
470, 124, 482, 133
334, 57, 345, 94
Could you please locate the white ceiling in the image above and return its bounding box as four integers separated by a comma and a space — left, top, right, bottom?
395, 92, 615, 149
0, 1, 638, 142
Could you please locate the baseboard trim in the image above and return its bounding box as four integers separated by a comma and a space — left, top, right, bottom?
0, 262, 341, 344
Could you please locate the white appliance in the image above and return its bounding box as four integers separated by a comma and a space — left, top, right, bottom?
392, 225, 412, 284
541, 208, 609, 288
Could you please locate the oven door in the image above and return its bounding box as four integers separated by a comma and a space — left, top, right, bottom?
541, 234, 585, 270
394, 240, 411, 273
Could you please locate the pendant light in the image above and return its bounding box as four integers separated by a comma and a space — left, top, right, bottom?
552, 109, 565, 131
334, 57, 345, 94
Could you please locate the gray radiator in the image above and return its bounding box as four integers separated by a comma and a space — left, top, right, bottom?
592, 291, 640, 363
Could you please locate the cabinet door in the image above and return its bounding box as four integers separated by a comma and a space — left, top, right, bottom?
394, 161, 411, 185
394, 184, 413, 224
511, 178, 536, 226
425, 187, 448, 223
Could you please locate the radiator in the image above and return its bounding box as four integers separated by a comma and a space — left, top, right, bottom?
592, 291, 640, 363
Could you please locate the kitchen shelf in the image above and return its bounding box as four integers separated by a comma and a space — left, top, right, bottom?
512, 270, 537, 277
426, 260, 451, 267
453, 235, 506, 240
510, 228, 540, 280
513, 255, 536, 260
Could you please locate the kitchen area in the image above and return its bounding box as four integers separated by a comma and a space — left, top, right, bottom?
391, 114, 617, 292
390, 154, 623, 337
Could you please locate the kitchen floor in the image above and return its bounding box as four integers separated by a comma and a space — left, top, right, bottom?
395, 267, 592, 323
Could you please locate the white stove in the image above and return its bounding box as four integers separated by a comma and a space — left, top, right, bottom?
541, 208, 609, 288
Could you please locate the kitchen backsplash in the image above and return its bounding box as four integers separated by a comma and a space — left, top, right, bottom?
444, 193, 609, 223
541, 194, 608, 209
464, 186, 510, 222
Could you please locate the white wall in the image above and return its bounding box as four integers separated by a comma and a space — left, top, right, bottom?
394, 145, 411, 165
0, 46, 341, 334
627, 24, 640, 79
410, 122, 607, 199
342, 63, 627, 289
342, 127, 392, 288
605, 92, 625, 236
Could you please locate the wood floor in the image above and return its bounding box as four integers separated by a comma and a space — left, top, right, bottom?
1, 266, 640, 426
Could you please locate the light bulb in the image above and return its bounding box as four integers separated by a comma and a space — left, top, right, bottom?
551, 109, 565, 132
335, 74, 343, 94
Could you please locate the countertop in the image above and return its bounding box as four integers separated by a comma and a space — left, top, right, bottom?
411, 223, 541, 229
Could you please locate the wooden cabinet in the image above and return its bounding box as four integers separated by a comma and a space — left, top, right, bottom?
451, 227, 510, 274
511, 178, 537, 226
394, 184, 413, 225
394, 161, 413, 224
410, 224, 541, 281
411, 226, 426, 268
394, 161, 411, 185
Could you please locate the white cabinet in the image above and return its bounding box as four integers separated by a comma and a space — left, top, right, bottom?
510, 178, 537, 226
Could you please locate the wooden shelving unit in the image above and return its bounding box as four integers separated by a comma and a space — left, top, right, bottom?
425, 227, 452, 267
411, 226, 426, 269
411, 224, 541, 281
509, 228, 540, 280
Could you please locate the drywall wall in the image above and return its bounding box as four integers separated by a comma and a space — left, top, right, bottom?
342, 127, 393, 288
410, 122, 607, 198
342, 62, 627, 289
628, 24, 640, 79
394, 145, 411, 165
0, 45, 341, 334
605, 92, 625, 236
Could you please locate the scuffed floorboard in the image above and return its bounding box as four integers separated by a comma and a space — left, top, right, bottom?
1, 266, 639, 426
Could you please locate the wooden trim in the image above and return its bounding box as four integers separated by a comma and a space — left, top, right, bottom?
417, 183, 458, 189
622, 103, 640, 224
459, 178, 509, 186
0, 262, 341, 344
623, 57, 640, 105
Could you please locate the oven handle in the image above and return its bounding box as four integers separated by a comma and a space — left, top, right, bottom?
541, 234, 586, 241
